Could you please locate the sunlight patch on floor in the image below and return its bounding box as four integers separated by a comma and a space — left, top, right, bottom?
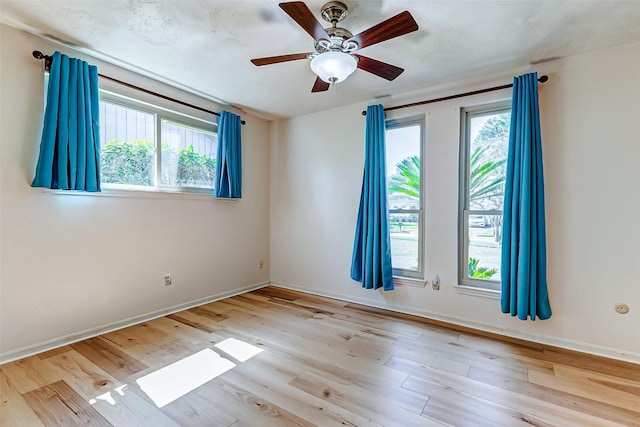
215, 337, 264, 362
136, 348, 236, 407
89, 385, 127, 406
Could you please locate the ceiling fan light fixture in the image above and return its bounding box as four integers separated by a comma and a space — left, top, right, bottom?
310, 51, 357, 84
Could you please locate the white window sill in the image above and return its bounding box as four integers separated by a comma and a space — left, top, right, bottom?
41, 187, 239, 202
394, 276, 427, 288
455, 284, 500, 299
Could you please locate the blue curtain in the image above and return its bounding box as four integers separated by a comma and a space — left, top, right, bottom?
501, 72, 552, 320
350, 104, 394, 291
215, 110, 242, 198
32, 51, 100, 191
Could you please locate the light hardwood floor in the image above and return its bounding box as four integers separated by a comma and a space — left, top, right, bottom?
2, 286, 639, 426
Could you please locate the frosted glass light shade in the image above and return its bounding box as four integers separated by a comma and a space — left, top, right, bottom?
310, 52, 357, 84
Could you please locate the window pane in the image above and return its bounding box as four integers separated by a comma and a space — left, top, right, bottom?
389, 212, 420, 271
386, 125, 420, 211
386, 120, 423, 278
161, 120, 217, 188
468, 112, 510, 211
467, 213, 502, 281
99, 101, 155, 186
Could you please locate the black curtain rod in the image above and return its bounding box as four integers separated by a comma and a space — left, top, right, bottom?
361, 75, 549, 116
32, 50, 246, 125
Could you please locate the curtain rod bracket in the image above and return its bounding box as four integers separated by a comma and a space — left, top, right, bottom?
361, 75, 549, 116
32, 50, 52, 72
32, 50, 245, 125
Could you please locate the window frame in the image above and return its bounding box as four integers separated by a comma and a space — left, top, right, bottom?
386, 115, 425, 281
458, 100, 511, 291
99, 90, 218, 195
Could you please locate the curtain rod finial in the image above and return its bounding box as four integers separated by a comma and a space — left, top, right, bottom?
32, 50, 45, 59
539, 75, 549, 83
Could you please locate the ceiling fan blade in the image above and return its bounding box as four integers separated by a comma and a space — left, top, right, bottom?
354, 55, 404, 81
251, 53, 311, 66
279, 2, 330, 41
347, 11, 418, 50
311, 77, 330, 92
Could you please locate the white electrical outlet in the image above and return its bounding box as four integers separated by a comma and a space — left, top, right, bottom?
432, 275, 440, 290
164, 274, 172, 286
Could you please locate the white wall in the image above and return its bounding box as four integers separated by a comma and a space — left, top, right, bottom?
270, 41, 640, 361
0, 24, 271, 357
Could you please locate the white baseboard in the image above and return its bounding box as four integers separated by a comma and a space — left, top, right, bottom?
270, 281, 640, 365
0, 282, 269, 365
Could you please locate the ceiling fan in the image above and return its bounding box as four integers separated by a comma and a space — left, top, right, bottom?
251, 1, 419, 92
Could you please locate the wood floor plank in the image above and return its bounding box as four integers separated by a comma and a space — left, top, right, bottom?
45, 350, 118, 398
0, 392, 47, 427
236, 346, 422, 420
3, 286, 640, 427
188, 305, 229, 322
0, 354, 62, 394
401, 365, 629, 427
37, 345, 75, 359
45, 350, 179, 426
343, 302, 442, 335
200, 377, 317, 427
289, 369, 442, 426
101, 317, 202, 350
211, 318, 437, 422
529, 364, 640, 412
101, 325, 155, 349
117, 339, 198, 368
219, 309, 369, 362
308, 311, 404, 344
0, 369, 21, 402
234, 293, 326, 321
226, 305, 396, 365
386, 343, 472, 377
70, 336, 149, 382
217, 384, 312, 427
252, 286, 309, 302
399, 334, 549, 381
284, 294, 352, 316
421, 393, 550, 427
166, 313, 218, 333
0, 370, 46, 427
159, 383, 239, 427
22, 380, 111, 427
289, 298, 426, 341
468, 365, 640, 426
216, 313, 414, 394
222, 365, 382, 427
144, 316, 215, 345
543, 348, 640, 382
455, 333, 553, 369
166, 308, 232, 337
226, 353, 383, 427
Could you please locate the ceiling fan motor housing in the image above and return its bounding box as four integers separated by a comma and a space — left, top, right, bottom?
321, 1, 348, 24
315, 2, 358, 53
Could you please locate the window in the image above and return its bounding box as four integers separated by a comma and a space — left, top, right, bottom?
99, 92, 217, 193
386, 117, 424, 280
459, 102, 511, 290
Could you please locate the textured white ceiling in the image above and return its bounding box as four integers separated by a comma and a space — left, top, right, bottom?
2, 0, 640, 120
